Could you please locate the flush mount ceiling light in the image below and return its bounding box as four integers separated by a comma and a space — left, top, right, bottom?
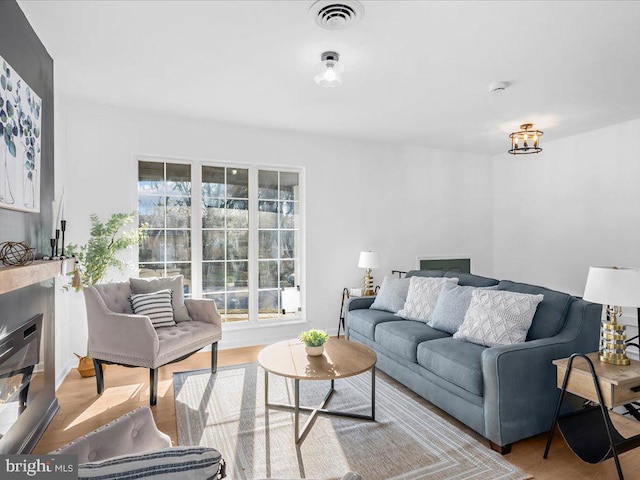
309, 0, 364, 30
509, 123, 543, 155
314, 51, 344, 87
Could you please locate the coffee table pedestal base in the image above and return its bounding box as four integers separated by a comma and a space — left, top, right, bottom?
264, 366, 376, 444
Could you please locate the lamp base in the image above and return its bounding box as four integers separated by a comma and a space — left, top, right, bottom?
599, 352, 631, 366
599, 319, 630, 366
363, 271, 375, 296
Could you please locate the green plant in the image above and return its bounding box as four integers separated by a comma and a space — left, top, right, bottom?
65, 212, 145, 291
298, 329, 329, 347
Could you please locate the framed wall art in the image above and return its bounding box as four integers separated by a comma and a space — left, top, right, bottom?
0, 54, 42, 213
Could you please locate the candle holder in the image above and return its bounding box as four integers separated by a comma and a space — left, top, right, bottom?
49, 238, 56, 259
61, 220, 67, 257
55, 229, 60, 258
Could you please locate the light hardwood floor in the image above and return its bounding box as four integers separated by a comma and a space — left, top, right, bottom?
34, 346, 640, 480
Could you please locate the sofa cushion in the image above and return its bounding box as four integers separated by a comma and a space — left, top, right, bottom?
417, 337, 487, 396
444, 272, 499, 287
498, 280, 573, 340
397, 276, 459, 322
454, 290, 543, 347
428, 283, 498, 334
375, 321, 450, 363
370, 276, 411, 313
346, 309, 398, 340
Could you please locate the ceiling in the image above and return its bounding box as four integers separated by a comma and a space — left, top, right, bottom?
17, 0, 640, 155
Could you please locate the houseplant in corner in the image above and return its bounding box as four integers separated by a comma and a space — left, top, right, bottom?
65, 212, 144, 376
299, 329, 330, 356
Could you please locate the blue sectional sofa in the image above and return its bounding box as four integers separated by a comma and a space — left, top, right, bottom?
345, 270, 601, 452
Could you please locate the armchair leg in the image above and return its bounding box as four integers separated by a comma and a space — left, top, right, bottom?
150, 368, 158, 406
93, 359, 104, 395
211, 342, 218, 374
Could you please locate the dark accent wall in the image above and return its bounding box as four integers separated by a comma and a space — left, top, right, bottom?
0, 1, 56, 454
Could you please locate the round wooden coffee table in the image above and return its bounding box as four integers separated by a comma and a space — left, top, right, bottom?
258, 337, 377, 444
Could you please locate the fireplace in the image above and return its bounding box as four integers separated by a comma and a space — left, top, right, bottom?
0, 315, 43, 440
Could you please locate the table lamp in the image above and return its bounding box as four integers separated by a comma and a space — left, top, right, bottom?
583, 266, 640, 366
358, 251, 379, 296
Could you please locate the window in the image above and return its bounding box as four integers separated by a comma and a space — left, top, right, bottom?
257, 170, 300, 320
137, 159, 303, 325
201, 166, 250, 322
138, 161, 192, 295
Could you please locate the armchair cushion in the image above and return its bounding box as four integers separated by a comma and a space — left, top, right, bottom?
77, 446, 223, 480
156, 321, 221, 367
130, 276, 191, 322
130, 289, 177, 328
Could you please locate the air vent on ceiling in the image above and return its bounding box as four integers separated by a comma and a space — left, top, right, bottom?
309, 1, 364, 30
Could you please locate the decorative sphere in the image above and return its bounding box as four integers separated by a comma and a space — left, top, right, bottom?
0, 241, 35, 266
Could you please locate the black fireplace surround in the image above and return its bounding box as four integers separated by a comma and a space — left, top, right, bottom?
0, 315, 43, 438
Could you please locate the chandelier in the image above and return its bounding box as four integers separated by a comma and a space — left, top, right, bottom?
508, 124, 543, 155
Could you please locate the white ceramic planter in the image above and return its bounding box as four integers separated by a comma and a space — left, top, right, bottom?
305, 345, 324, 356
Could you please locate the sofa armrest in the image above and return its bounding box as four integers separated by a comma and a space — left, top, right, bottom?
52, 407, 172, 463
481, 300, 601, 446
346, 297, 376, 311
185, 298, 222, 328
85, 287, 159, 365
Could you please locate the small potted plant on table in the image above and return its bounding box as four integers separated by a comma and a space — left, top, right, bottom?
299, 329, 330, 356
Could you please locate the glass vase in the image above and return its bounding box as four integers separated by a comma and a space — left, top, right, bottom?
23, 164, 36, 209
0, 146, 15, 205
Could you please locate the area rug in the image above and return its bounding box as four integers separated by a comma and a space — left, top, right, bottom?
174, 363, 530, 480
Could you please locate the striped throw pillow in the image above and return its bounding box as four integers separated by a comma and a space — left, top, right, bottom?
78, 446, 224, 480
129, 289, 176, 328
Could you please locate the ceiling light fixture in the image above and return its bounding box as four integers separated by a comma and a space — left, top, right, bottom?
314, 51, 344, 87
509, 123, 543, 155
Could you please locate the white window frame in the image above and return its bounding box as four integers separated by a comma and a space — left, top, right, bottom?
134, 155, 306, 330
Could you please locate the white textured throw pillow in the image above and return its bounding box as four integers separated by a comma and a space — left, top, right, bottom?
370, 276, 411, 313
396, 276, 459, 322
454, 290, 544, 347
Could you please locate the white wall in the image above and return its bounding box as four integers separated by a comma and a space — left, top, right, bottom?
493, 118, 640, 346
54, 96, 494, 384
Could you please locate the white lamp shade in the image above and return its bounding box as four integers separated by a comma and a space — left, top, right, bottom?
358, 251, 380, 269
583, 266, 640, 307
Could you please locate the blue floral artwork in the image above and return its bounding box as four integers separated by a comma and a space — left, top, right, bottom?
0, 54, 42, 213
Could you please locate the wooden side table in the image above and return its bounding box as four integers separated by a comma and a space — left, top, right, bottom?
544, 352, 640, 480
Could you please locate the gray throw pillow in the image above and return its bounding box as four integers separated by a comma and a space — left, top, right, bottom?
130, 275, 191, 322
428, 283, 498, 334
370, 276, 411, 313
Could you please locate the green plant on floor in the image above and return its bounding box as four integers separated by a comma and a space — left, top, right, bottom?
298, 329, 329, 347
65, 212, 145, 292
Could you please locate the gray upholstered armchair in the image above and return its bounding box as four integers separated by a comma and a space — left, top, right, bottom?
84, 279, 222, 405
53, 407, 226, 479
